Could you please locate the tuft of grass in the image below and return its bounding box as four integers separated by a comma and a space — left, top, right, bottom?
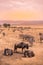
2, 32, 5, 36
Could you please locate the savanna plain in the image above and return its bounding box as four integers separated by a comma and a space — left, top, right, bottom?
0, 25, 43, 65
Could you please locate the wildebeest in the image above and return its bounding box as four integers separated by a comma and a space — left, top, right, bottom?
19, 34, 35, 46
24, 50, 35, 57
14, 42, 29, 53
4, 48, 13, 56
39, 33, 43, 43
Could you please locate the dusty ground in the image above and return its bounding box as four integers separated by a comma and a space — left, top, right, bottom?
0, 25, 43, 65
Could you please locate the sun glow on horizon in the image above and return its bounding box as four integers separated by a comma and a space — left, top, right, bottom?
0, 10, 43, 21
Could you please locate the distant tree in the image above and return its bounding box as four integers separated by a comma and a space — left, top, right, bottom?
3, 23, 10, 28
7, 24, 10, 27
3, 23, 7, 28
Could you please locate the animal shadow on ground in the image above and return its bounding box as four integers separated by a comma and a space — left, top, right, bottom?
14, 51, 24, 54
14, 51, 35, 58
14, 51, 24, 58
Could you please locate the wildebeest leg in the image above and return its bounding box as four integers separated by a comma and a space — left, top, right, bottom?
14, 48, 17, 52
14, 44, 17, 52
22, 48, 23, 53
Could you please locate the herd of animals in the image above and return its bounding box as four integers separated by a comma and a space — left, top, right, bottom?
3, 42, 35, 57
3, 32, 43, 58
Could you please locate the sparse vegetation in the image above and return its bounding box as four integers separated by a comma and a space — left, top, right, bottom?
13, 29, 16, 32
2, 32, 5, 36
0, 29, 3, 33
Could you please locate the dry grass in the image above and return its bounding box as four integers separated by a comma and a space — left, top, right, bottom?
0, 25, 43, 65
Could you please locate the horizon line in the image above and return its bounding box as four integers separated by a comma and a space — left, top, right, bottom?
0, 20, 43, 25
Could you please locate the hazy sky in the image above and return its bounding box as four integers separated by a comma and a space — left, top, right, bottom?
0, 0, 43, 22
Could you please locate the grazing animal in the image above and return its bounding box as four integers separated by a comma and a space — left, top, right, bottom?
19, 34, 35, 46
14, 42, 29, 53
24, 50, 35, 57
39, 33, 43, 43
4, 48, 13, 56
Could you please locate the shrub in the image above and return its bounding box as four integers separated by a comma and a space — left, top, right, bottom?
3, 32, 5, 36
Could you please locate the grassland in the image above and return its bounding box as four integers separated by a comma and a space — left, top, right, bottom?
0, 25, 43, 65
